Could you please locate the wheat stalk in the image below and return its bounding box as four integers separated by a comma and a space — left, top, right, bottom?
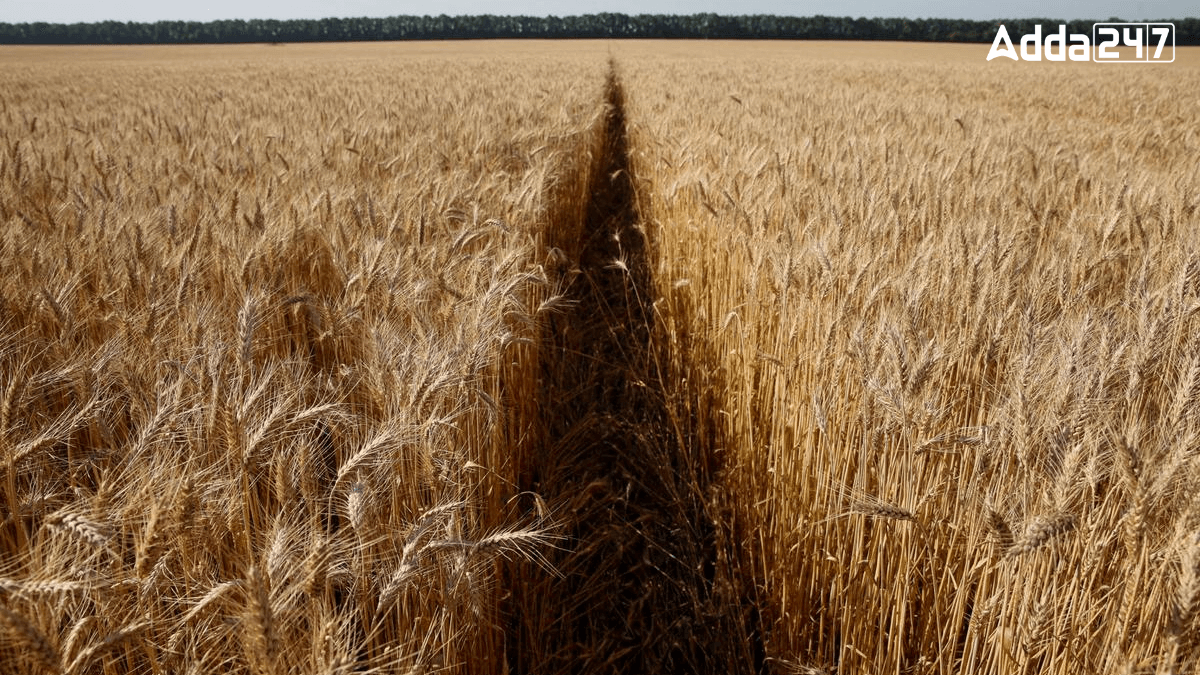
0, 605, 60, 673
1007, 513, 1076, 558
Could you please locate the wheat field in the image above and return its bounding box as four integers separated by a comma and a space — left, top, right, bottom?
622, 41, 1200, 674
1, 40, 1199, 675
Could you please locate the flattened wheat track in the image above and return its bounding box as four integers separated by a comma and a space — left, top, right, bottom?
504, 63, 758, 675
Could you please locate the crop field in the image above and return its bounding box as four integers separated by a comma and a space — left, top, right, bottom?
1, 40, 1199, 675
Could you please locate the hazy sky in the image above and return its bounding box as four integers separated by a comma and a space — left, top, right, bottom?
2, 1, 1191, 24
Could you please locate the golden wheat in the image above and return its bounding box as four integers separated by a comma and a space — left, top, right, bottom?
0, 41, 606, 675
622, 40, 1200, 675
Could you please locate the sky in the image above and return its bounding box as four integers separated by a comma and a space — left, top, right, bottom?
1, 0, 1192, 24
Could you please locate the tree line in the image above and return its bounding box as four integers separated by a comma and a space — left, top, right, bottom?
0, 14, 1195, 45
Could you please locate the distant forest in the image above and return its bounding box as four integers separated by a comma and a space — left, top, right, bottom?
0, 14, 1196, 45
